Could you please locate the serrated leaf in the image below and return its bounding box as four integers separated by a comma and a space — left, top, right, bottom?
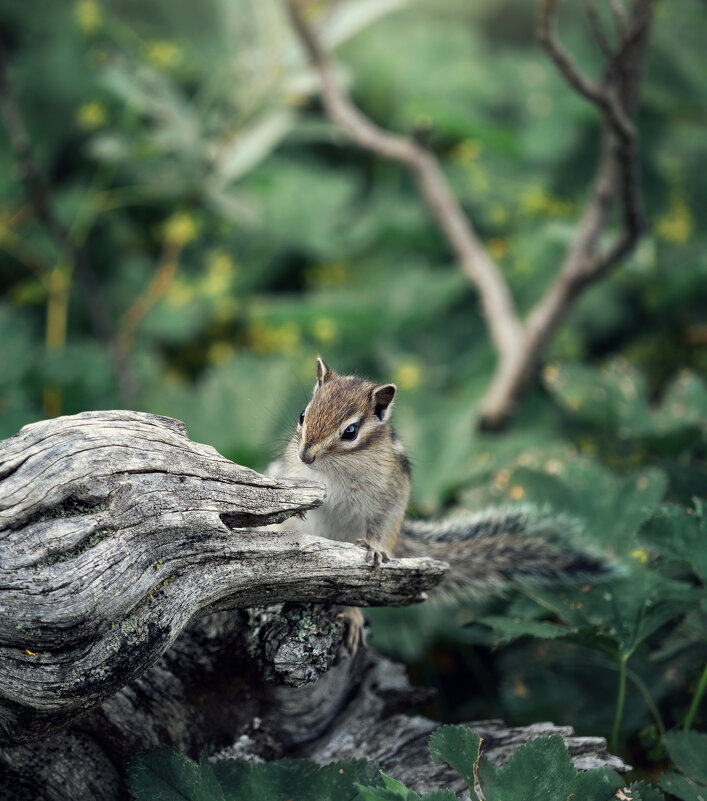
479, 615, 574, 645
213, 757, 382, 801
477, 735, 577, 801
631, 780, 667, 801
127, 749, 225, 801
662, 730, 707, 786
572, 767, 624, 801
659, 772, 707, 801
429, 725, 482, 796
640, 504, 707, 584
356, 771, 425, 801
531, 568, 698, 658
356, 782, 416, 801
381, 772, 415, 796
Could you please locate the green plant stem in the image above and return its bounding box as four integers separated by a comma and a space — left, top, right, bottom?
611, 654, 628, 755
626, 666, 665, 736
684, 661, 707, 731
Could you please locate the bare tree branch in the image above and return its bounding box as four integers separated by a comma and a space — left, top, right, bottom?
609, 0, 630, 35
479, 0, 655, 426
538, 0, 635, 143
283, 0, 654, 429
0, 42, 136, 400
284, 0, 524, 364
583, 0, 615, 58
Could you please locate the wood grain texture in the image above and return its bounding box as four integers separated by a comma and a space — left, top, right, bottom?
0, 411, 447, 744
1, 611, 628, 801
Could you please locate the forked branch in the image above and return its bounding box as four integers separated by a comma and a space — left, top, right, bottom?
285, 0, 524, 365
284, 0, 655, 429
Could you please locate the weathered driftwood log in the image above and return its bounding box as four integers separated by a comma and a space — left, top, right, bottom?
0, 411, 629, 801
0, 411, 447, 744
0, 609, 630, 801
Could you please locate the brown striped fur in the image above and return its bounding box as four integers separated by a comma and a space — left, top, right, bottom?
277, 358, 411, 557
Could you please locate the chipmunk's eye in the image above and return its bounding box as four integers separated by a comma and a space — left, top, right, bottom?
299, 410, 305, 426
341, 423, 359, 441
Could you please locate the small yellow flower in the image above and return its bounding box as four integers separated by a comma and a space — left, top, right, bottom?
208, 250, 236, 278
490, 205, 508, 225
285, 93, 308, 107
163, 368, 186, 386
249, 321, 301, 354
487, 238, 508, 261
393, 360, 422, 391
201, 250, 235, 297
519, 186, 571, 217
312, 317, 338, 345
166, 279, 193, 307
656, 196, 694, 245
145, 40, 183, 70
164, 213, 198, 246
453, 139, 482, 164
544, 364, 559, 383
305, 262, 349, 287
76, 102, 108, 130
75, 0, 100, 35
208, 341, 235, 366
510, 485, 525, 500
631, 548, 649, 565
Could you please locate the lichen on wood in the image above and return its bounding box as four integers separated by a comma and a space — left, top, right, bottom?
0, 411, 447, 744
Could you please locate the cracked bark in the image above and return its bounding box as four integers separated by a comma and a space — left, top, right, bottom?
0, 412, 628, 799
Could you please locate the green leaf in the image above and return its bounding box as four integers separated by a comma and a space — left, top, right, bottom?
531, 568, 698, 658
640, 503, 707, 584
429, 725, 482, 796
127, 749, 225, 801
381, 773, 415, 796
662, 730, 707, 786
479, 615, 574, 645
477, 735, 577, 801
631, 780, 667, 801
213, 757, 382, 801
572, 767, 624, 801
356, 771, 421, 801
659, 772, 707, 801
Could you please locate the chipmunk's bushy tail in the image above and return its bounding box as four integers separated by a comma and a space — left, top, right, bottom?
396, 505, 619, 602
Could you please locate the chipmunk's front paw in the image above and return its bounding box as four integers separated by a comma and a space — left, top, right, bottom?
333, 605, 366, 653
355, 539, 390, 569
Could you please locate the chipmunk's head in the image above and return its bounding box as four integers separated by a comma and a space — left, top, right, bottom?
295, 357, 397, 468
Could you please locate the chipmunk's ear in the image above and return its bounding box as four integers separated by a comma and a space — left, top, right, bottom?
371, 384, 396, 422
315, 356, 334, 386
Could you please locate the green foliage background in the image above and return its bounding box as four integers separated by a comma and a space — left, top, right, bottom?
1, 0, 706, 791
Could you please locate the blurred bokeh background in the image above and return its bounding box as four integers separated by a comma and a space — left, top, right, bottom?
1, 0, 706, 768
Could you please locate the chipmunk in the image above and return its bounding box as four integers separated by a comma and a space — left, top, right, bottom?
271, 357, 616, 650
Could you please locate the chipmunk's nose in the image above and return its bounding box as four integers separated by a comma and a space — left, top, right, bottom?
299, 447, 315, 465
